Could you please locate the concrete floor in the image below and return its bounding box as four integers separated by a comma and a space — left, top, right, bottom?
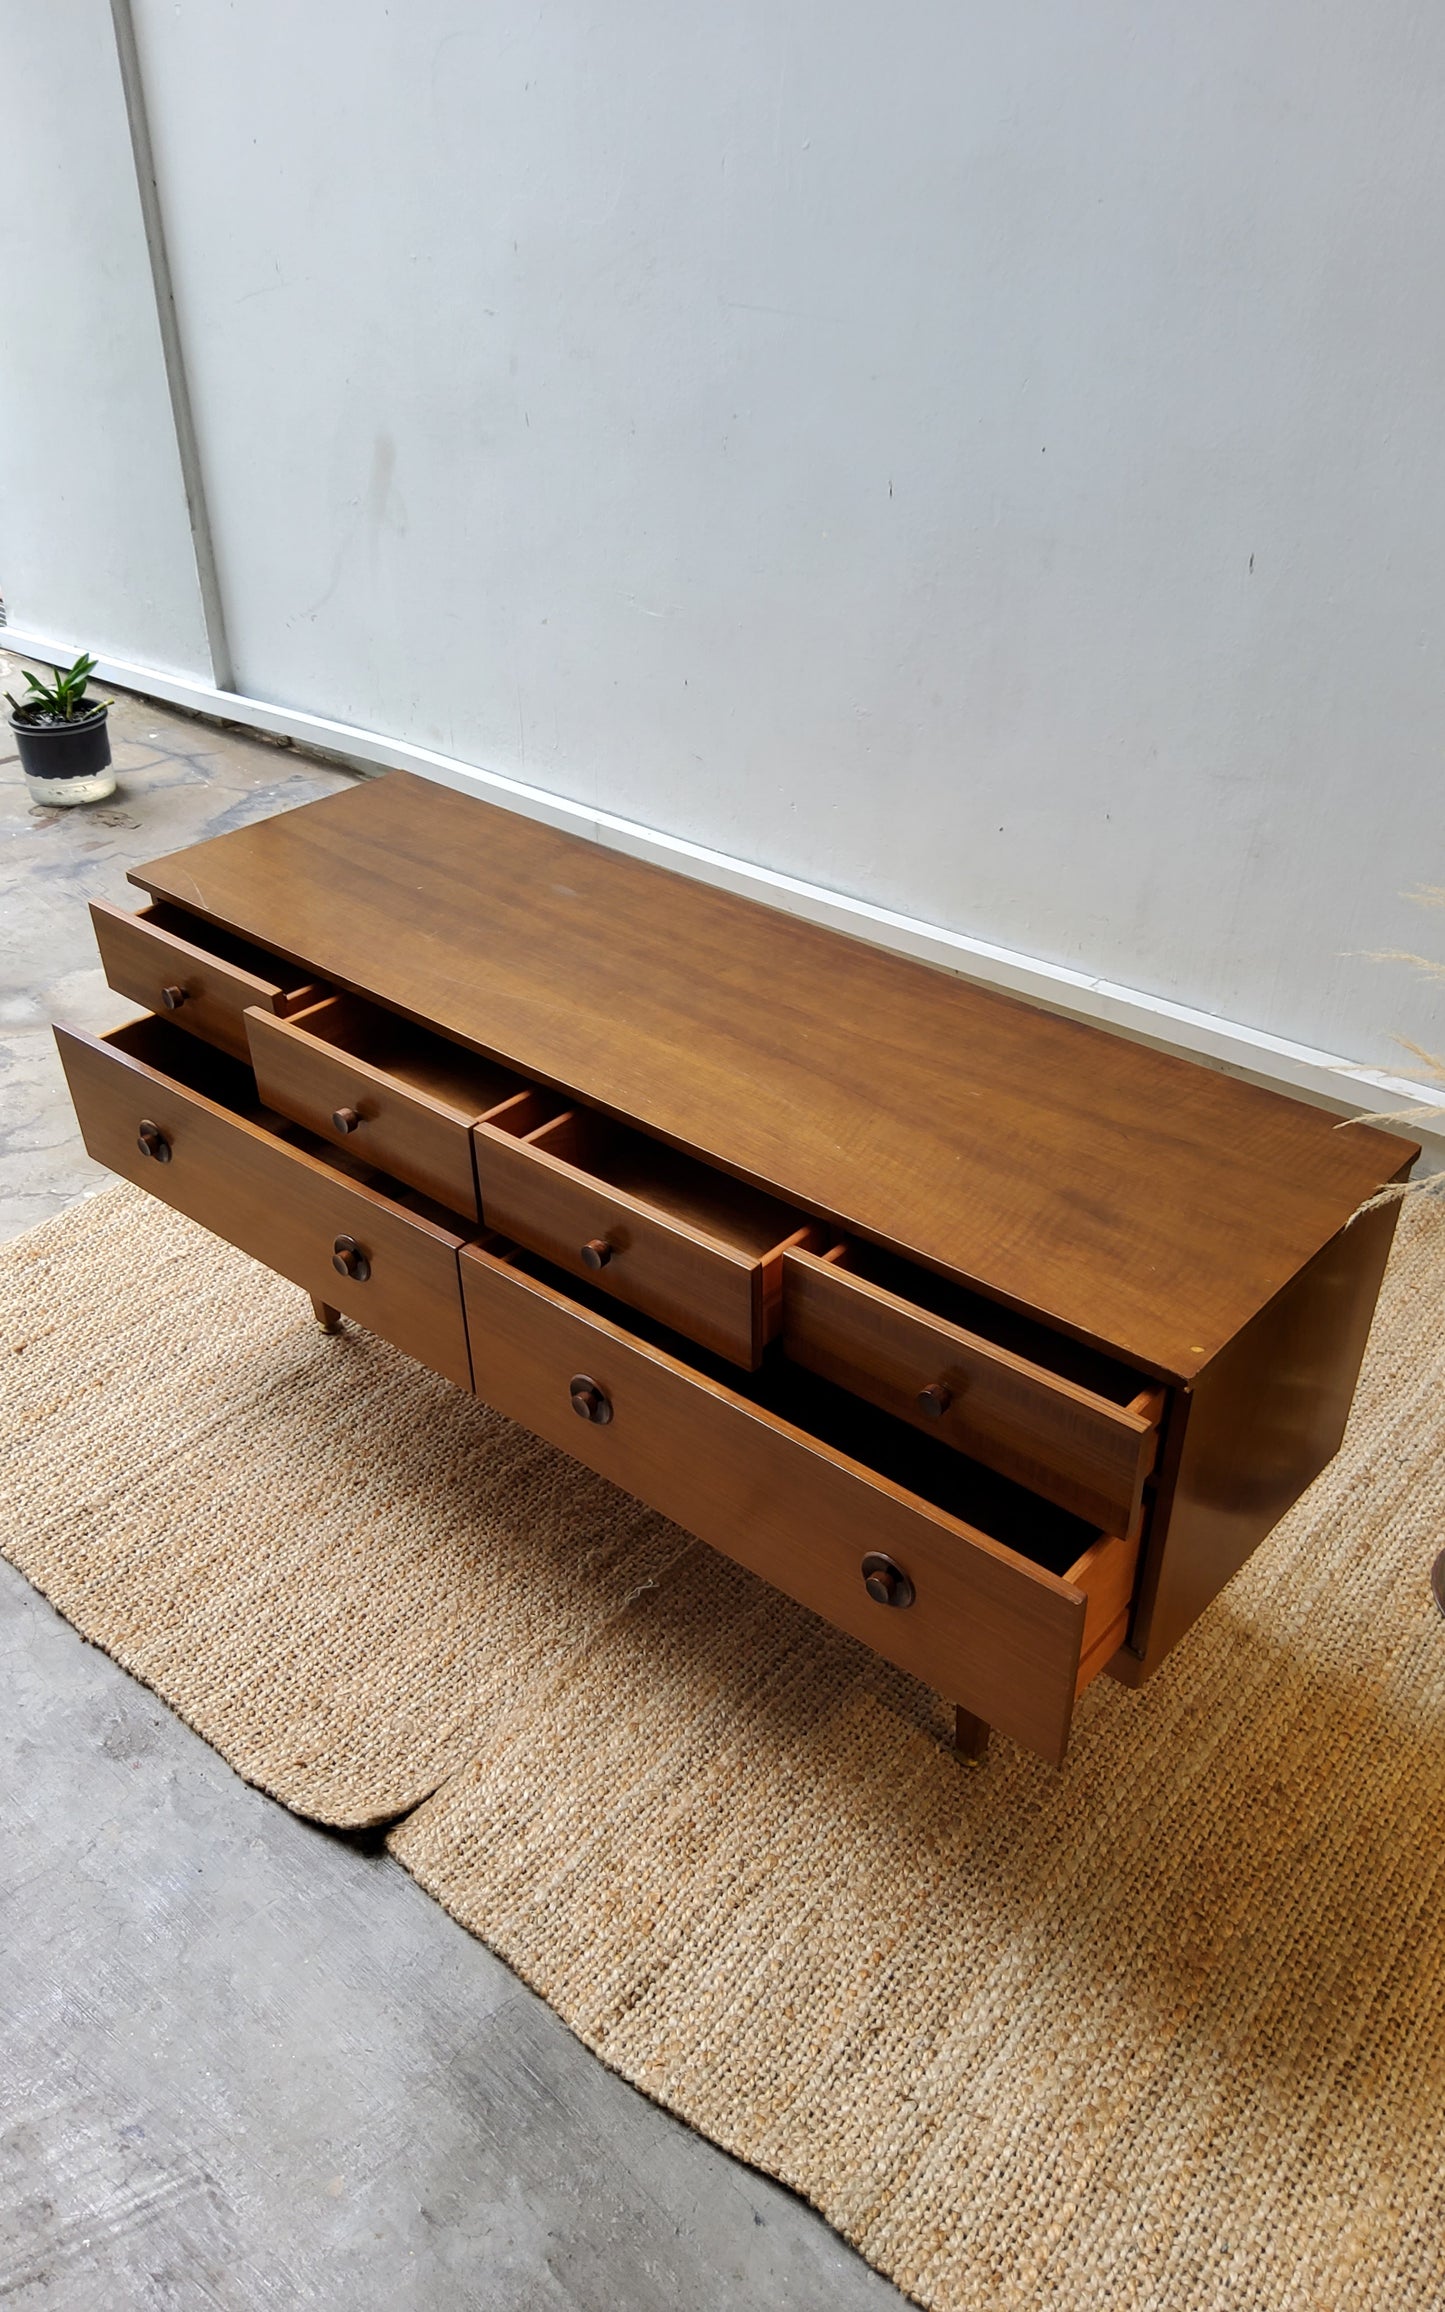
0, 671, 904, 2309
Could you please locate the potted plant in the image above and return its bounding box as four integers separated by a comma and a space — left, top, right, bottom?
6, 653, 115, 805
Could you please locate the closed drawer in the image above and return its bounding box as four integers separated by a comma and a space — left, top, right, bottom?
247, 993, 541, 1219
91, 898, 320, 1064
783, 1242, 1165, 1538
472, 1107, 819, 1367
55, 1016, 473, 1388
460, 1242, 1141, 1762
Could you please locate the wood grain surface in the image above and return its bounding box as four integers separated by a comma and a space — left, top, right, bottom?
131, 772, 1417, 1380
1115, 1192, 1407, 1680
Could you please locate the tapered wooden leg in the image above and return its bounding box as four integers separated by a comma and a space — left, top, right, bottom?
953, 1706, 991, 1762
310, 1296, 342, 1333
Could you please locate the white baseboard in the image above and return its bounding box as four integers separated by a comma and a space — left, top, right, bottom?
7, 624, 1442, 1173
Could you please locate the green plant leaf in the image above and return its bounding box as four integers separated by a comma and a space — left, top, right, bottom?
8, 653, 103, 719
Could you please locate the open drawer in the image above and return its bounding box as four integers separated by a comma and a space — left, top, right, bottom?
246, 993, 541, 1219
54, 1016, 473, 1389
91, 898, 321, 1064
460, 1240, 1141, 1762
472, 1105, 820, 1367
783, 1241, 1166, 1538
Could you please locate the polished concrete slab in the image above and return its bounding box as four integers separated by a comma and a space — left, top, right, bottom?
0, 668, 904, 2309
0, 1560, 898, 2311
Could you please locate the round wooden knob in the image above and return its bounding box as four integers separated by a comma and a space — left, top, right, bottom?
580, 1238, 613, 1271
569, 1372, 613, 1425
160, 984, 187, 1011
916, 1381, 953, 1419
331, 1234, 371, 1282
861, 1552, 914, 1609
136, 1118, 171, 1164
331, 1107, 361, 1135
1433, 1547, 1445, 1621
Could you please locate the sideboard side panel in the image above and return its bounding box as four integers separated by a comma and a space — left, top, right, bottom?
1113, 1189, 1406, 1682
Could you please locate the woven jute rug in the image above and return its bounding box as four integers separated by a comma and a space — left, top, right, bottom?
3, 1182, 1443, 2310
0, 1185, 692, 1825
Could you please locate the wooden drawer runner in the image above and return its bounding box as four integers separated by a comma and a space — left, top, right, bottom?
246, 993, 540, 1219
55, 1016, 472, 1388
91, 898, 320, 1064
460, 1242, 1140, 1762
473, 1107, 818, 1368
784, 1242, 1165, 1537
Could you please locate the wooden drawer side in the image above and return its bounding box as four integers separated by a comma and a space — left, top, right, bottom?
90, 898, 319, 1063
473, 1109, 817, 1368
783, 1244, 1164, 1536
245, 995, 533, 1220
459, 1241, 1111, 1762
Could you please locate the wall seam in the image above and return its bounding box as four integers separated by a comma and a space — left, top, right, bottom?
108, 0, 234, 691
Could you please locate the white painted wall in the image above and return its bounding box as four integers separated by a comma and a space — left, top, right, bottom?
9, 3, 1445, 1088
0, 1, 210, 679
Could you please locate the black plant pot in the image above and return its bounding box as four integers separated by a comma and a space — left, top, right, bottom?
10, 702, 114, 804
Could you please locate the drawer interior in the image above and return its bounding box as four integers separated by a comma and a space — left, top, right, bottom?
493, 1243, 1108, 1581
283, 992, 537, 1124
823, 1240, 1151, 1404
140, 902, 315, 996
503, 1105, 811, 1261
112, 1011, 272, 1117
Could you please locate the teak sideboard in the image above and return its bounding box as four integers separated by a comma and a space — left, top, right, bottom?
56, 773, 1417, 1766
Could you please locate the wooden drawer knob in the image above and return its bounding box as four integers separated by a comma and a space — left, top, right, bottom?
569, 1372, 613, 1425
331, 1106, 361, 1135
136, 1118, 171, 1164
160, 984, 187, 1011
861, 1552, 914, 1609
916, 1382, 953, 1419
580, 1237, 613, 1271
331, 1234, 371, 1282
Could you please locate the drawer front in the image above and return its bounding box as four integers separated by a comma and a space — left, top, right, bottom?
460, 1244, 1099, 1762
783, 1247, 1163, 1538
55, 1022, 472, 1389
91, 900, 315, 1063
472, 1122, 766, 1366
247, 1005, 480, 1219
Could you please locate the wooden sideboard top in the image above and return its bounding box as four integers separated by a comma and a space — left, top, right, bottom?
132, 771, 1414, 1381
